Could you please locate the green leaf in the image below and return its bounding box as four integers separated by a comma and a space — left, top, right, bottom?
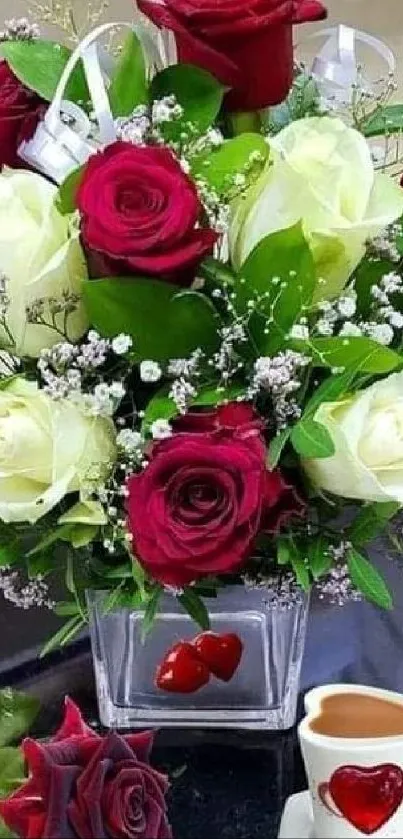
354, 257, 398, 319
40, 616, 86, 657
0, 543, 20, 569
53, 601, 81, 617
192, 382, 246, 406
56, 165, 85, 216
109, 30, 147, 117
191, 134, 269, 197
150, 64, 225, 141
361, 104, 403, 137
0, 40, 88, 103
236, 224, 316, 355
295, 337, 401, 375
349, 502, 401, 546
277, 537, 291, 566
141, 585, 163, 641
179, 588, 210, 631
0, 748, 25, 796
91, 557, 134, 580
142, 382, 246, 433
306, 536, 332, 580
27, 524, 73, 557
142, 388, 177, 432
287, 541, 311, 591
0, 817, 14, 838
83, 278, 220, 362
291, 418, 335, 458
268, 428, 291, 468
347, 548, 393, 610
302, 369, 358, 419
61, 524, 98, 549
131, 560, 147, 600
0, 689, 40, 747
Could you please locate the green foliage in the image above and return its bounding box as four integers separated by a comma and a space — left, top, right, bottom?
40, 616, 87, 658
267, 428, 291, 469
235, 224, 316, 355
179, 588, 210, 630
191, 134, 269, 197
109, 30, 148, 117
301, 369, 358, 419
296, 336, 401, 374
291, 418, 335, 459
348, 502, 401, 546
0, 748, 25, 795
353, 257, 398, 319
0, 689, 40, 747
56, 165, 85, 216
361, 104, 403, 137
306, 536, 332, 580
142, 381, 245, 432
83, 278, 220, 362
347, 548, 393, 610
276, 537, 310, 590
141, 585, 163, 640
150, 64, 225, 142
0, 40, 88, 103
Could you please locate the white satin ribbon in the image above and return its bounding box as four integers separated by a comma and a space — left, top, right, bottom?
306, 25, 396, 106
18, 19, 168, 184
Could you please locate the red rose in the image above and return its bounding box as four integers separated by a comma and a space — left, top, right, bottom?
126, 403, 304, 586
77, 141, 217, 283
0, 698, 172, 839
137, 0, 327, 112
0, 61, 45, 168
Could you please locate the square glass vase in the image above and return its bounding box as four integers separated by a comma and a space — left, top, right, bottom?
87, 586, 309, 730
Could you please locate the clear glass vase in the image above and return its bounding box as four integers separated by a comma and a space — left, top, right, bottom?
87, 586, 309, 730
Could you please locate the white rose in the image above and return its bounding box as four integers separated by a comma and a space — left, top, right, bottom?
304, 371, 403, 504
230, 117, 403, 300
0, 168, 88, 357
0, 378, 116, 523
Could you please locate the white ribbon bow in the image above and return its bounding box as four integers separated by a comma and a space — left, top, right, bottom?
18, 19, 172, 184
308, 24, 396, 106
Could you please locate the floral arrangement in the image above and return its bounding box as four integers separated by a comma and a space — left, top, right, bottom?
1, 1, 403, 660
0, 693, 171, 839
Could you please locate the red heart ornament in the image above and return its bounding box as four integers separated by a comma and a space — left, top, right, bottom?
328, 764, 403, 835
192, 631, 243, 682
155, 642, 210, 693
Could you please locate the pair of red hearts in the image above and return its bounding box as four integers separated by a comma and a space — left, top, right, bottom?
155, 631, 243, 694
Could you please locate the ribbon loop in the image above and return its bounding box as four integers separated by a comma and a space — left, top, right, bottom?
306, 25, 396, 106
18, 18, 168, 184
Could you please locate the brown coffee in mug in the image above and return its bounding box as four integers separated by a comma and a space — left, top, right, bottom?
309, 692, 403, 738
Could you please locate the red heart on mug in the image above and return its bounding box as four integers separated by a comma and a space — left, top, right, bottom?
155, 642, 210, 693
328, 764, 403, 835
192, 631, 243, 682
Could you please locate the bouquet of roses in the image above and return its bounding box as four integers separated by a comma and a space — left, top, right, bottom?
1, 0, 403, 654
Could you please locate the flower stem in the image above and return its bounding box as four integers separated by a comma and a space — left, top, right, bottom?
228, 111, 263, 137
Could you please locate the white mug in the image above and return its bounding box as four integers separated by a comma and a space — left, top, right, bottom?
299, 684, 403, 838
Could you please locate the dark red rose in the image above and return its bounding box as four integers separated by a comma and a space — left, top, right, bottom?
137, 0, 327, 112
0, 61, 45, 168
77, 141, 217, 284
126, 402, 304, 586
0, 698, 172, 839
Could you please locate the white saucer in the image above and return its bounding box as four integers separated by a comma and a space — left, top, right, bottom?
278, 791, 314, 838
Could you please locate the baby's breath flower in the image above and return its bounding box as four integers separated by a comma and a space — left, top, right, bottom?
151, 419, 173, 440
112, 334, 133, 355
140, 360, 162, 384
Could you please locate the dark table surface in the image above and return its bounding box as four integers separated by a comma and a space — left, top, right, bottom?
0, 639, 307, 839
3, 543, 403, 837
